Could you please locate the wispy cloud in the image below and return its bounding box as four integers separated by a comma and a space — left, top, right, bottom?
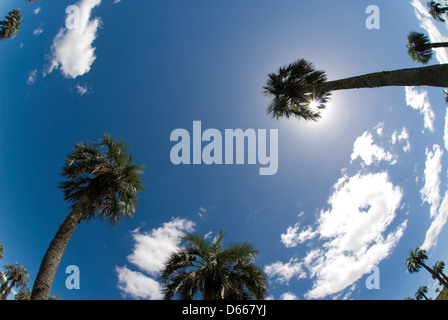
420, 144, 443, 218
75, 83, 89, 96
264, 258, 306, 285
350, 131, 397, 166
33, 26, 44, 36
391, 127, 411, 153
26, 69, 37, 85
116, 218, 195, 299
405, 86, 436, 133
46, 0, 101, 78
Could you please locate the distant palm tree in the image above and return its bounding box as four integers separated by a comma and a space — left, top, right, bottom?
432, 261, 448, 284
427, 1, 448, 22
160, 230, 267, 300
406, 247, 448, 288
264, 59, 448, 121
415, 286, 430, 300
407, 31, 448, 64
31, 134, 144, 300
0, 9, 23, 40
0, 263, 29, 300
15, 287, 31, 300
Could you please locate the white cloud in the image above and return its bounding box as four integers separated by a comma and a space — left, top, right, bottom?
422, 190, 448, 250
280, 292, 299, 300
420, 145, 443, 218
272, 171, 406, 299
26, 69, 37, 85
444, 107, 448, 151
34, 7, 41, 15
281, 223, 317, 248
391, 127, 411, 153
46, 0, 102, 78
114, 0, 122, 3
75, 83, 89, 96
264, 258, 306, 285
116, 266, 163, 300
350, 131, 396, 166
33, 26, 44, 36
302, 172, 406, 299
116, 218, 195, 299
405, 86, 436, 133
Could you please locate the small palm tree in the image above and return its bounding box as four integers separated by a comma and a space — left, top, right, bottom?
407, 31, 448, 64
406, 247, 448, 288
427, 1, 448, 22
432, 261, 448, 284
264, 59, 448, 121
160, 230, 267, 300
0, 9, 23, 40
415, 286, 430, 300
31, 134, 144, 300
15, 287, 31, 300
0, 263, 29, 300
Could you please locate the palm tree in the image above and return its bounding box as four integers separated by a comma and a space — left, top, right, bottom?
264, 58, 448, 121
0, 243, 3, 260
0, 9, 23, 40
15, 287, 31, 300
160, 230, 267, 300
0, 263, 29, 300
427, 1, 448, 22
406, 247, 448, 288
407, 31, 448, 64
415, 286, 430, 300
31, 134, 144, 300
432, 261, 448, 284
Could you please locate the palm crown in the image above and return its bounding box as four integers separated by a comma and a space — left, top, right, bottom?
407, 32, 434, 64
263, 59, 331, 121
59, 134, 145, 225
160, 230, 267, 300
427, 1, 448, 22
0, 9, 23, 40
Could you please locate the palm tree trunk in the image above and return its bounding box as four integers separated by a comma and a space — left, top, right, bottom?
315, 64, 448, 93
2, 280, 15, 300
30, 195, 90, 300
430, 42, 448, 48
422, 263, 448, 288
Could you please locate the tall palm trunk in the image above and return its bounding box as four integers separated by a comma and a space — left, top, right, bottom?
316, 64, 448, 93
430, 42, 448, 48
31, 195, 90, 300
2, 280, 16, 300
421, 263, 448, 288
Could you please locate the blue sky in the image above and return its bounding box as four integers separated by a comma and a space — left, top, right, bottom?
1, 0, 448, 300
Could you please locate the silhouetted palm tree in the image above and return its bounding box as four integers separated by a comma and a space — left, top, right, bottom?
427, 1, 448, 22
264, 59, 448, 121
160, 230, 267, 300
407, 31, 448, 64
0, 9, 23, 40
31, 134, 144, 300
406, 247, 448, 288
415, 286, 430, 300
432, 261, 448, 284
